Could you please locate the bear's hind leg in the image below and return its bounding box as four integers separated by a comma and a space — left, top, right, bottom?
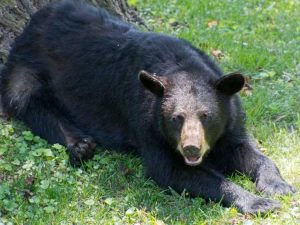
1, 65, 96, 166
22, 97, 97, 166
59, 122, 97, 166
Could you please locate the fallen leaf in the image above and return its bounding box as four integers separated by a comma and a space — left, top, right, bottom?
25, 176, 34, 186
207, 20, 218, 28
119, 163, 133, 176
211, 49, 223, 60
241, 76, 253, 96
199, 42, 209, 49
243, 213, 253, 220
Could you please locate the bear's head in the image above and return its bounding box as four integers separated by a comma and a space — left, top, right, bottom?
139, 70, 245, 166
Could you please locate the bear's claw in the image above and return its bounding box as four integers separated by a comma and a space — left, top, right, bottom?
256, 178, 296, 196
67, 137, 97, 166
238, 196, 281, 214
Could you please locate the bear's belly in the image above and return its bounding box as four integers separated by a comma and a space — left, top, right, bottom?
61, 94, 137, 153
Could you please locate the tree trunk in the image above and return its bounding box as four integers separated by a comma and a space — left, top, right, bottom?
0, 0, 145, 67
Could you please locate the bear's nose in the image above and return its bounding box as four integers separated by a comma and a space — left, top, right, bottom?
183, 145, 200, 156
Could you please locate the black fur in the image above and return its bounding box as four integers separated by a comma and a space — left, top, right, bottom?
0, 0, 295, 213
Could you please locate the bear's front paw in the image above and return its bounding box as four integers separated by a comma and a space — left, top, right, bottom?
238, 197, 281, 214
256, 177, 296, 196
67, 137, 97, 166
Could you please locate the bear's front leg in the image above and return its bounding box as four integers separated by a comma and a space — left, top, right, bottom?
213, 135, 296, 196
141, 142, 280, 214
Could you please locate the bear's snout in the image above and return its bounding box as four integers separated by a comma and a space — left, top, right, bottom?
182, 145, 202, 166
183, 145, 200, 157
177, 117, 210, 166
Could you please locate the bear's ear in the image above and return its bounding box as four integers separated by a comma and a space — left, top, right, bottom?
138, 70, 166, 97
215, 72, 245, 95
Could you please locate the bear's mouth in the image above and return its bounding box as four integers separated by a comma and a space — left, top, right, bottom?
184, 155, 202, 166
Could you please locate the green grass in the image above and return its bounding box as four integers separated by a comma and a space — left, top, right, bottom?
1, 0, 300, 224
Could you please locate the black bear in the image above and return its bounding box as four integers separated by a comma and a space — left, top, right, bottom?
0, 0, 295, 213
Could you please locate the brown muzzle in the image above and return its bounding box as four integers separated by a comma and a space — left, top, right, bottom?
178, 117, 210, 166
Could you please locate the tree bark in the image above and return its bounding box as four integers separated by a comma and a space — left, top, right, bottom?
0, 0, 145, 67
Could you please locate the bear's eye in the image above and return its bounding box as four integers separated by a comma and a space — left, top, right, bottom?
172, 114, 184, 125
